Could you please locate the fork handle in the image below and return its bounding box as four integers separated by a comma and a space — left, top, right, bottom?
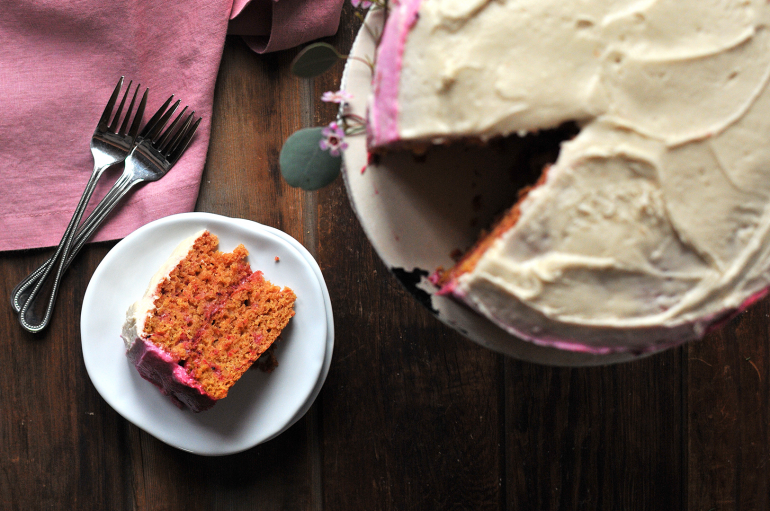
11, 162, 111, 314
14, 163, 111, 330
60, 173, 139, 263
12, 171, 135, 305
16, 171, 141, 332
10, 165, 122, 313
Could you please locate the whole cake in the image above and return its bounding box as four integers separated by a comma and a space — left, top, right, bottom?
368, 0, 770, 353
121, 230, 296, 411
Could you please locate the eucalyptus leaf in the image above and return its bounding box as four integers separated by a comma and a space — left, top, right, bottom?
280, 127, 342, 191
291, 43, 344, 78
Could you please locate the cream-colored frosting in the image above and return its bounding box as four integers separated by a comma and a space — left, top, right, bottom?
120, 230, 205, 350
395, 0, 770, 348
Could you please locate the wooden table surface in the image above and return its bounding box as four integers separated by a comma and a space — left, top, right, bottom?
3, 7, 770, 510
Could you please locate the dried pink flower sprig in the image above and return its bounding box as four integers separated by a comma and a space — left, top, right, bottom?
319, 122, 349, 156
321, 90, 354, 104
317, 90, 366, 155
349, 1, 385, 51
324, 90, 366, 133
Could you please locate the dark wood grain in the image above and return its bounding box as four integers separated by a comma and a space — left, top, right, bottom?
1, 243, 130, 510
312, 16, 504, 508
505, 353, 684, 510
3, 5, 770, 510
316, 180, 504, 511
687, 301, 770, 511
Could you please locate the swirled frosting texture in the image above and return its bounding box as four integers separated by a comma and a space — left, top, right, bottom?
371, 0, 770, 351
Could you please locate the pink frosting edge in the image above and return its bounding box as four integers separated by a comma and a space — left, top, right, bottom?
126, 338, 217, 413
445, 283, 770, 356
367, 0, 423, 147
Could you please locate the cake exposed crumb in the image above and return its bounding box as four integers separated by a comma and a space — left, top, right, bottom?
185, 271, 296, 400
143, 231, 252, 361
253, 343, 279, 373
436, 165, 552, 288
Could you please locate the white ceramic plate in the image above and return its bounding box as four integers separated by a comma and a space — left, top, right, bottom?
340, 11, 638, 366
81, 212, 332, 455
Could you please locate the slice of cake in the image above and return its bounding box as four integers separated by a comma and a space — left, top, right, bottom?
368, 1, 770, 353
121, 230, 296, 412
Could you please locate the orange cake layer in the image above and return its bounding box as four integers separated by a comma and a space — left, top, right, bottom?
143, 231, 252, 361
185, 271, 297, 400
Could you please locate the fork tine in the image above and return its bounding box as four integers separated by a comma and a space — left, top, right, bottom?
146, 100, 181, 142
108, 80, 132, 132
128, 88, 149, 140
139, 95, 174, 139
117, 83, 140, 136
161, 111, 193, 155
168, 116, 201, 164
145, 100, 181, 140
156, 106, 188, 152
98, 77, 124, 131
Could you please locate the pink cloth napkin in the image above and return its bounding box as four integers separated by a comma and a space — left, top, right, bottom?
0, 0, 343, 252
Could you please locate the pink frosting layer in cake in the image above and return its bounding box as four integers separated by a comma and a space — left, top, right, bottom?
126, 338, 216, 413
367, 0, 422, 148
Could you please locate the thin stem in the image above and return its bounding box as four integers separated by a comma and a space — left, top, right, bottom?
338, 55, 375, 74
342, 113, 366, 125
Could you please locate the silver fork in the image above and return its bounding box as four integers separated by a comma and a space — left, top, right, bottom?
46, 99, 201, 272
10, 77, 146, 315
61, 101, 202, 258
10, 93, 174, 315
17, 99, 201, 333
